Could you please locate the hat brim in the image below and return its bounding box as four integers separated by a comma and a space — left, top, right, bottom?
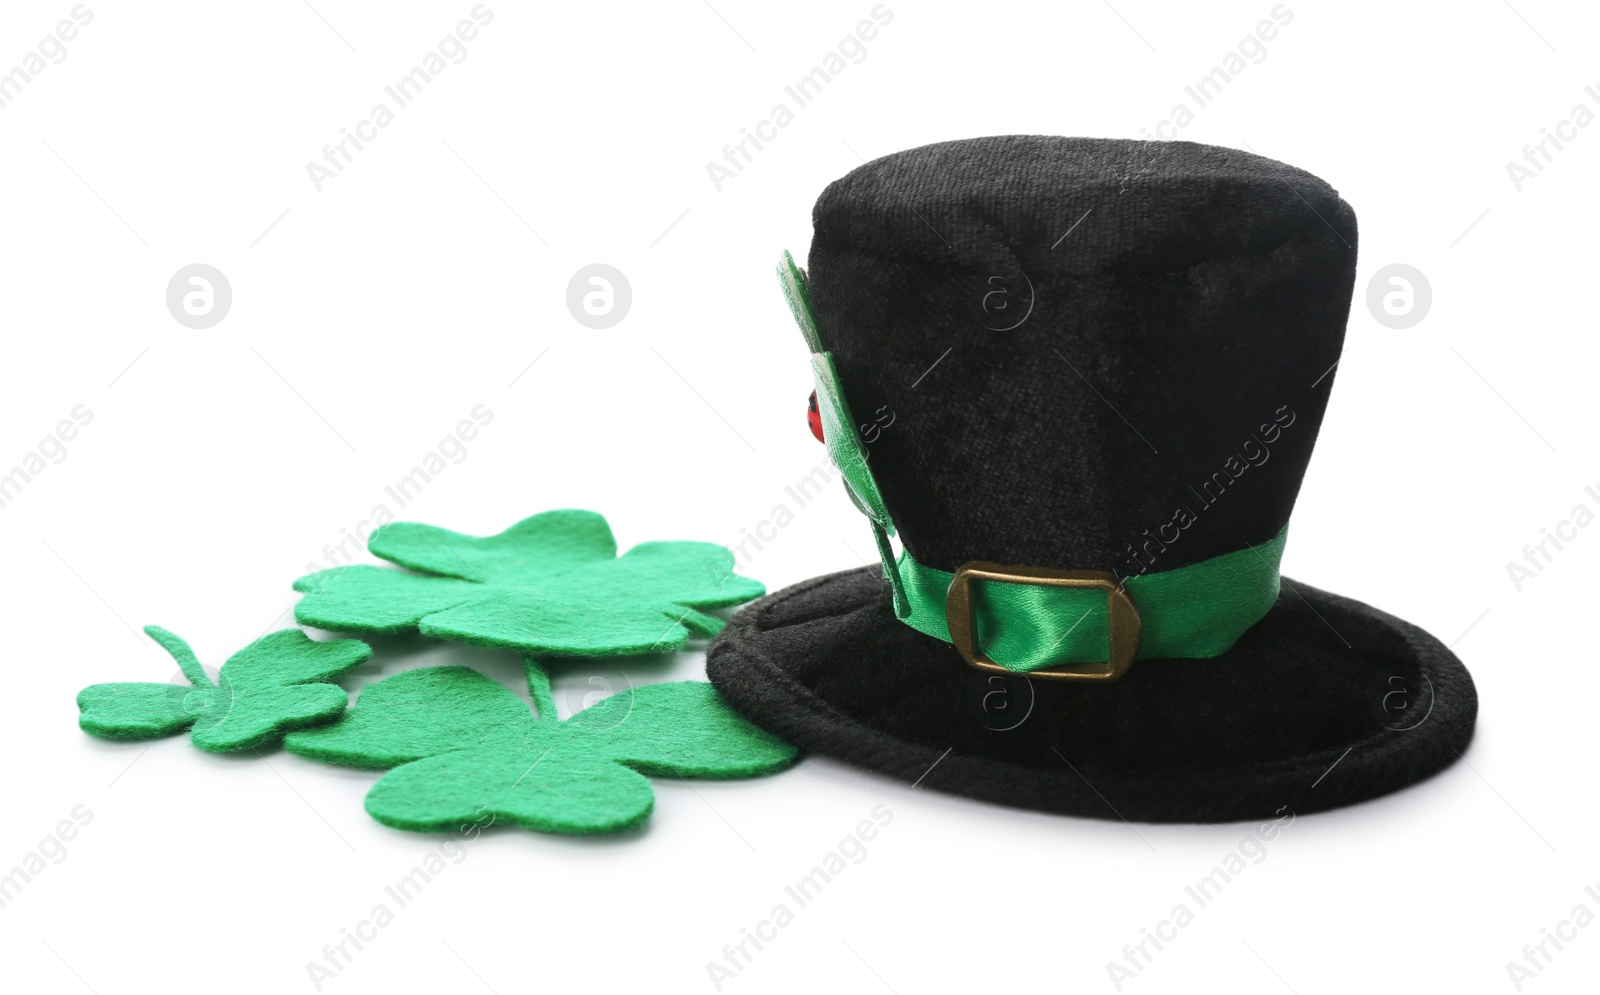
707, 567, 1476, 823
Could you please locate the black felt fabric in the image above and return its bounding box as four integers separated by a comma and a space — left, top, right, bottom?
710, 136, 1475, 820
708, 568, 1477, 822
808, 135, 1357, 573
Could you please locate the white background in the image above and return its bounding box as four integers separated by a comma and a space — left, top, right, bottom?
2, 1, 1597, 992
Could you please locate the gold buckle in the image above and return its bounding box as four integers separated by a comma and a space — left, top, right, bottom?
944, 564, 1142, 683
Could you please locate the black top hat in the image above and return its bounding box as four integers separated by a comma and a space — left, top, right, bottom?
708, 136, 1476, 822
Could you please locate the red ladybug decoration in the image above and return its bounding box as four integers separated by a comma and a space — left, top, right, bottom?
807, 391, 824, 443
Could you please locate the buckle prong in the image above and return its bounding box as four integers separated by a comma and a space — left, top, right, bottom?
945, 563, 1142, 682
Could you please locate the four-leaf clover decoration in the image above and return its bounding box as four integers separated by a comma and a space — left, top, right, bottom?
292, 510, 765, 657
77, 626, 370, 752
284, 662, 797, 834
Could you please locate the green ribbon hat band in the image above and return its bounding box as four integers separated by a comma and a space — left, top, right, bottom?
775, 250, 1285, 674
895, 528, 1287, 672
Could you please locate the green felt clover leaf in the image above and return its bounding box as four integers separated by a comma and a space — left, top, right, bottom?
293, 510, 765, 658
77, 626, 370, 753
283, 661, 798, 835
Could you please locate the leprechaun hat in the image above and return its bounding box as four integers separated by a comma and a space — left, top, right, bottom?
707, 136, 1476, 822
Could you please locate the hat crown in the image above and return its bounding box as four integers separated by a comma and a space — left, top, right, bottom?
804, 136, 1358, 575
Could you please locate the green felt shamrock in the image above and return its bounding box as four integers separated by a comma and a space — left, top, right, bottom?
283, 660, 798, 834
77, 627, 371, 752
292, 510, 765, 658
